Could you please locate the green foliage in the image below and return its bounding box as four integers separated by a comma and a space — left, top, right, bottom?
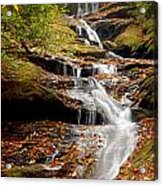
1, 4, 76, 56
113, 2, 157, 58
129, 2, 158, 57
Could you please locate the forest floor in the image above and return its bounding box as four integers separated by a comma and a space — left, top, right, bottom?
1, 117, 157, 180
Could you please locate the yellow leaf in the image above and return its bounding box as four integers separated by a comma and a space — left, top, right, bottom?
13, 5, 19, 12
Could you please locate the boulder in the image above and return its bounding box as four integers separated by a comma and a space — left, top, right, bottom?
1, 59, 80, 122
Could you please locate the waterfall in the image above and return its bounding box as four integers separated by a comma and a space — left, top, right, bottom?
87, 78, 137, 179
85, 3, 89, 13
89, 77, 125, 121
93, 64, 118, 75
67, 75, 137, 179
75, 20, 123, 59
84, 39, 90, 45
68, 77, 133, 125
72, 66, 81, 78
86, 110, 97, 125
109, 64, 118, 74
77, 3, 100, 17
76, 25, 82, 36
77, 109, 81, 125
63, 63, 67, 76
91, 3, 95, 12
77, 3, 83, 18
77, 67, 81, 78
93, 123, 137, 179
74, 3, 124, 61
121, 93, 133, 106
78, 19, 103, 49
72, 66, 76, 76
105, 51, 123, 60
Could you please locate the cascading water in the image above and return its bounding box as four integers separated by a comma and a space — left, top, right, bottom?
67, 76, 137, 179
77, 109, 81, 125
63, 63, 67, 76
105, 51, 123, 60
88, 78, 137, 179
76, 67, 81, 78
77, 19, 103, 49
74, 4, 124, 59
91, 3, 99, 12
92, 122, 137, 179
45, 54, 137, 179
89, 77, 132, 124
77, 3, 100, 17
93, 64, 118, 75
75, 19, 124, 59
52, 4, 137, 178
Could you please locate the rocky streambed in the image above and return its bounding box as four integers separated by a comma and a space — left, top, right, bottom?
1, 52, 157, 179
1, 2, 157, 180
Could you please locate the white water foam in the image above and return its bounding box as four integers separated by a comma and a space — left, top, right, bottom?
68, 77, 137, 179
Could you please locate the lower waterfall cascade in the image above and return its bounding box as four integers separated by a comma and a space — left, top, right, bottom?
67, 70, 137, 179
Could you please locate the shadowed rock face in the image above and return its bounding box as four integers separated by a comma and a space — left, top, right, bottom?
91, 19, 132, 41
1, 59, 105, 124
2, 52, 156, 125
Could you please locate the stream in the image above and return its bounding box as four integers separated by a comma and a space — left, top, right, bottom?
2, 3, 139, 179
47, 5, 138, 177
66, 75, 138, 179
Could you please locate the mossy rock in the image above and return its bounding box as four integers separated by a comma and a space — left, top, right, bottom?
2, 59, 57, 100
114, 24, 143, 50
3, 164, 52, 178
63, 43, 106, 58
103, 40, 118, 50
1, 58, 79, 122
112, 24, 144, 58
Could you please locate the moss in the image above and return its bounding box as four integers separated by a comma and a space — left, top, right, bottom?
64, 43, 106, 58
132, 139, 154, 167
2, 60, 41, 82
1, 58, 56, 100
114, 24, 143, 50
5, 164, 45, 177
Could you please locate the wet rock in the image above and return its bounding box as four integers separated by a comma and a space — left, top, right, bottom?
91, 18, 132, 41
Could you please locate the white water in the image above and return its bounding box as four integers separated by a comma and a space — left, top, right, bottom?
105, 51, 123, 60
121, 93, 133, 106
72, 66, 81, 77
68, 77, 137, 179
89, 78, 137, 179
77, 3, 99, 17
93, 123, 137, 179
75, 4, 124, 60
77, 109, 82, 125
77, 67, 81, 78
45, 4, 136, 179
76, 19, 124, 60
78, 19, 103, 49
55, 7, 136, 177
63, 63, 67, 76
77, 3, 83, 18
68, 88, 97, 125
59, 61, 136, 179
93, 64, 118, 75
